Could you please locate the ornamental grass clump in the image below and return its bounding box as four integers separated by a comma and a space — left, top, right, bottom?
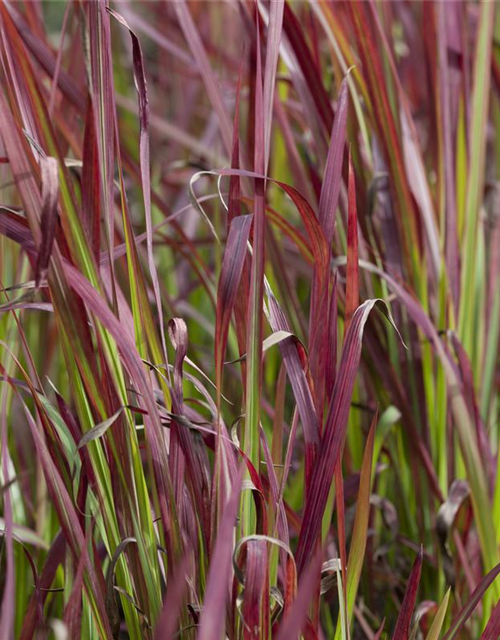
1, 1, 500, 639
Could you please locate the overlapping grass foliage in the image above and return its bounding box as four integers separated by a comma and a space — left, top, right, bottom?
1, 1, 500, 638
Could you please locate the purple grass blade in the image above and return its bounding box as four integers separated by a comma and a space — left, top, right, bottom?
282, 3, 333, 133
436, 2, 459, 309
0, 207, 36, 256
442, 562, 500, 640
82, 99, 101, 261
108, 7, 168, 362
345, 153, 359, 332
197, 467, 243, 640
63, 530, 89, 638
87, 0, 117, 292
174, 0, 233, 154
154, 554, 192, 640
480, 599, 500, 640
0, 380, 14, 640
296, 299, 398, 574
242, 538, 270, 640
20, 532, 65, 640
392, 547, 423, 640
215, 214, 253, 393
262, 0, 284, 172
276, 550, 321, 640
318, 77, 348, 246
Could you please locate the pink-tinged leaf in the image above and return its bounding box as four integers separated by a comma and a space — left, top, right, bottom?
392, 547, 423, 640
276, 550, 322, 640
259, 426, 289, 548
262, 0, 284, 171
86, 0, 118, 294
154, 554, 192, 640
20, 532, 65, 640
241, 538, 270, 640
244, 12, 266, 474
63, 531, 88, 638
82, 99, 101, 260
228, 71, 242, 226
108, 7, 168, 361
8, 6, 86, 112
266, 288, 319, 457
174, 0, 233, 153
167, 318, 212, 544
318, 77, 348, 246
480, 599, 500, 640
436, 2, 459, 308
325, 273, 338, 397
296, 299, 400, 574
198, 468, 243, 640
345, 154, 359, 332
0, 300, 52, 314
0, 207, 36, 256
217, 169, 329, 274
34, 157, 59, 288
0, 380, 14, 640
442, 562, 500, 640
307, 75, 347, 423
282, 3, 333, 133
215, 214, 253, 393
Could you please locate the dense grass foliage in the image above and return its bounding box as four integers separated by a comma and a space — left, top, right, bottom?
1, 1, 500, 638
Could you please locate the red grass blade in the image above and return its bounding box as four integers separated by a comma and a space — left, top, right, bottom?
318, 76, 348, 246
296, 299, 400, 574
262, 0, 284, 171
108, 7, 168, 361
442, 562, 500, 640
215, 214, 253, 393
480, 599, 500, 640
197, 467, 243, 640
392, 547, 423, 640
345, 153, 359, 332
153, 554, 192, 640
174, 0, 233, 153
276, 550, 322, 640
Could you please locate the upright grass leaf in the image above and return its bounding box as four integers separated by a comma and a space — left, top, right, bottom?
153, 554, 192, 640
108, 8, 168, 363
442, 562, 500, 640
261, 0, 284, 172
480, 599, 500, 640
276, 553, 321, 640
296, 299, 402, 574
345, 152, 359, 332
309, 76, 348, 420
243, 13, 266, 535
0, 377, 14, 640
215, 214, 253, 395
198, 468, 243, 640
392, 547, 423, 640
